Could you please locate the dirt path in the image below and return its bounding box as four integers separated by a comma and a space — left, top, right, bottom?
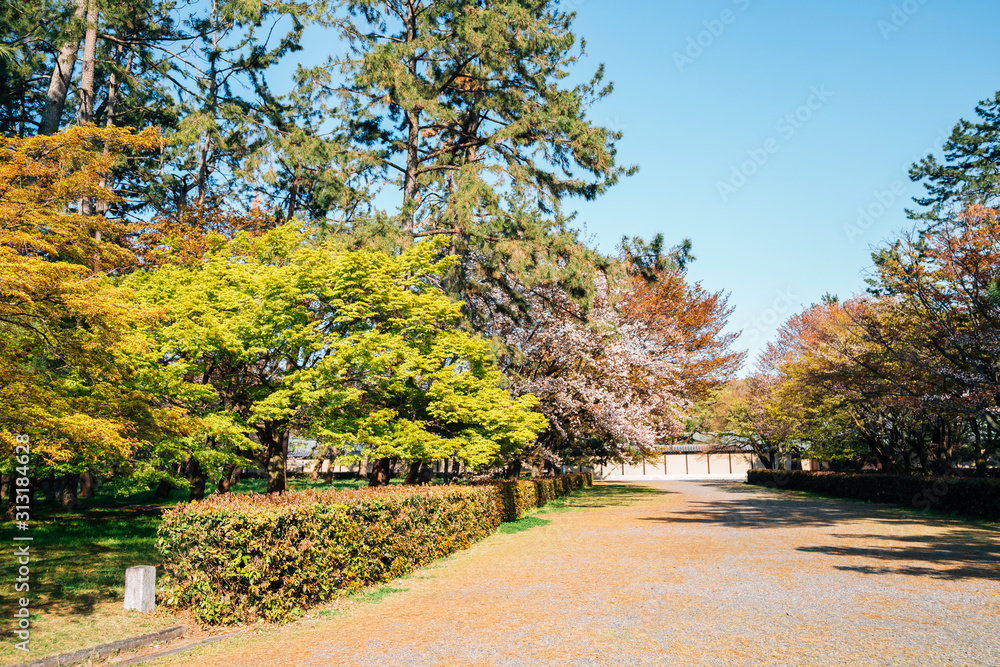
158, 482, 1000, 666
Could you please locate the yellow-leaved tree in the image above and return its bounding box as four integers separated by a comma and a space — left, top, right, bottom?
127, 225, 548, 493
0, 126, 189, 507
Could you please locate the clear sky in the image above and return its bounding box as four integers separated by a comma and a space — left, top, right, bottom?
558, 0, 1000, 370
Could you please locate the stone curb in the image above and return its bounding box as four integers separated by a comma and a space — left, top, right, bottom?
10, 625, 186, 667
113, 632, 241, 666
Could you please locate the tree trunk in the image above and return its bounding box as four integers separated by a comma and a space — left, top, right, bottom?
39, 0, 89, 135
311, 447, 332, 482
404, 460, 421, 485
194, 4, 220, 208
216, 470, 230, 494
78, 0, 98, 124
217, 463, 242, 494
971, 419, 987, 476
287, 173, 299, 221
0, 474, 9, 507
505, 459, 522, 480
400, 1, 420, 237
78, 470, 95, 499
195, 131, 212, 207
916, 442, 929, 473
2, 474, 14, 516
369, 457, 393, 487
95, 45, 135, 215
60, 474, 79, 511
153, 479, 173, 499
264, 429, 288, 494
42, 475, 56, 504
187, 455, 206, 500
75, 0, 99, 221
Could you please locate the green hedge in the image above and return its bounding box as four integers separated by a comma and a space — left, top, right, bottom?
747, 470, 1000, 522
157, 485, 500, 625
488, 472, 594, 522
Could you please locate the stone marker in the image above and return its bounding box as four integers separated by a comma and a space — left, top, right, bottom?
124, 565, 156, 613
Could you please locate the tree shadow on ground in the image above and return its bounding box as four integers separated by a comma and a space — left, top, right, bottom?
798, 529, 1000, 581
0, 504, 162, 621
637, 484, 1000, 582
639, 493, 887, 529
561, 483, 671, 509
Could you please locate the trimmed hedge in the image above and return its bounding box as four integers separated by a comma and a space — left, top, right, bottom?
157, 485, 501, 625
488, 472, 594, 522
747, 470, 1000, 522
491, 480, 538, 521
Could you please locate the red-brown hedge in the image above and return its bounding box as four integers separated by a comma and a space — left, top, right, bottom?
488, 472, 593, 521
157, 485, 500, 625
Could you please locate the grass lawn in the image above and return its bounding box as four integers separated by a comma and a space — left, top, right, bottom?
0, 492, 178, 665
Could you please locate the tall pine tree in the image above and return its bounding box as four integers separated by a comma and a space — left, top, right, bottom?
331, 0, 635, 326
908, 90, 1000, 228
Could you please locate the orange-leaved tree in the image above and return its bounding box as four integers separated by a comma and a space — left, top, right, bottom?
619, 266, 744, 403
0, 126, 187, 507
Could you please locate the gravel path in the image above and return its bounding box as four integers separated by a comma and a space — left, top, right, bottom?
161, 481, 1000, 666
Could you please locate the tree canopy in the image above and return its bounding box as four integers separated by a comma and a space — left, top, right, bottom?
127, 226, 547, 491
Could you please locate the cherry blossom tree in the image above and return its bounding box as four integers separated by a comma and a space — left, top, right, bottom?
478, 260, 742, 474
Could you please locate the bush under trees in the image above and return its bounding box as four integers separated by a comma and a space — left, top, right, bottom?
158, 485, 502, 624
488, 472, 593, 522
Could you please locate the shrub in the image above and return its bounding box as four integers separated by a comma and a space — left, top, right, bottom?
157, 485, 500, 624
487, 472, 593, 521
532, 477, 557, 506
491, 480, 539, 521
747, 470, 1000, 522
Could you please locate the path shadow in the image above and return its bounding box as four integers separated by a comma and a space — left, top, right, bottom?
637, 485, 1000, 582
638, 494, 886, 529
798, 528, 1000, 581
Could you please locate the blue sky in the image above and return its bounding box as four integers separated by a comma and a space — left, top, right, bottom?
559, 0, 1000, 369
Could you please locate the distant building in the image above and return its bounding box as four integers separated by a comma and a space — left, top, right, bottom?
595, 436, 754, 480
